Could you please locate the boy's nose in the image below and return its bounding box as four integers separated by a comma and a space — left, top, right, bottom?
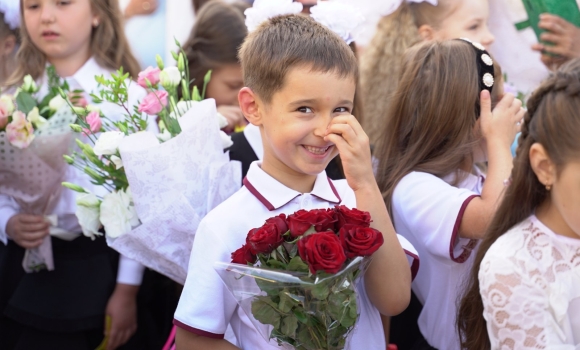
313, 113, 332, 137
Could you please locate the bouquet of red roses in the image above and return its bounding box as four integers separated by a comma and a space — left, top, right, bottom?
214, 205, 384, 350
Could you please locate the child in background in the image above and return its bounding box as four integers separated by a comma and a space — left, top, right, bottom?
0, 1, 18, 86
361, 0, 495, 147
0, 0, 159, 349
182, 0, 249, 133
458, 59, 580, 350
174, 14, 418, 350
376, 39, 524, 350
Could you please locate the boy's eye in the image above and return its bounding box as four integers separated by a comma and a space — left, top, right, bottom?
298, 107, 313, 113
469, 23, 480, 31
334, 107, 350, 113
57, 1, 71, 5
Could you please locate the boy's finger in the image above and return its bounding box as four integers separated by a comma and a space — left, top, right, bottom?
539, 18, 565, 34
20, 229, 49, 241
540, 32, 563, 45
329, 114, 364, 136
324, 134, 349, 154
326, 123, 357, 143
19, 215, 47, 224
21, 221, 50, 232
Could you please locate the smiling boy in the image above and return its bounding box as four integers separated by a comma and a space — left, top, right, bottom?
174, 15, 418, 350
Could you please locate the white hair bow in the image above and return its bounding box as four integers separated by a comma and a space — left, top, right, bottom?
0, 0, 19, 30
244, 0, 303, 32
380, 0, 438, 17
310, 1, 366, 45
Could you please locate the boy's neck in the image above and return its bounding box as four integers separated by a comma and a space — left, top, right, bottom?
48, 49, 92, 79
260, 158, 318, 194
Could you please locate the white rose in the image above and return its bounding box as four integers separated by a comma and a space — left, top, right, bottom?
100, 188, 140, 238
216, 112, 228, 129
0, 95, 15, 114
110, 155, 123, 169
160, 67, 181, 89
22, 75, 38, 93
75, 193, 102, 240
48, 94, 66, 112
93, 131, 125, 156
220, 130, 233, 149
26, 107, 48, 129
169, 100, 193, 119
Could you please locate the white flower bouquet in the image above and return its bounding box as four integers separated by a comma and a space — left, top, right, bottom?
64, 43, 241, 283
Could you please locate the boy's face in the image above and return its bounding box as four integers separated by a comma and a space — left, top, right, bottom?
258, 66, 355, 180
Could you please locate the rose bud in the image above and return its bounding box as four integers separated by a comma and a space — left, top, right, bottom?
231, 244, 257, 264
334, 205, 371, 230
287, 209, 337, 238
247, 222, 285, 255
298, 231, 346, 274
339, 224, 384, 259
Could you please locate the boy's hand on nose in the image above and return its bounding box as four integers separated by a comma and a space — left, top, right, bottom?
324, 115, 374, 192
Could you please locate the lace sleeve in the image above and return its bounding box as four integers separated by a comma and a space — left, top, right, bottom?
479, 249, 577, 350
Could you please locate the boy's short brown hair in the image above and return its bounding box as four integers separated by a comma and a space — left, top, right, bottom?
239, 14, 358, 103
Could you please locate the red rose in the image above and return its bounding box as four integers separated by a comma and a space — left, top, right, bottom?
287, 209, 337, 238
298, 231, 346, 274
334, 205, 371, 230
265, 214, 288, 235
246, 223, 285, 255
339, 224, 384, 258
231, 244, 257, 264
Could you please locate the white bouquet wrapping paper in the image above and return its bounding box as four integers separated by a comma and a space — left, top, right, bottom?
108, 99, 241, 284
0, 106, 77, 272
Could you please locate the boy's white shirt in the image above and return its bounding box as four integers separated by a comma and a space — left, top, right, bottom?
174, 161, 419, 349
392, 168, 485, 350
0, 57, 152, 285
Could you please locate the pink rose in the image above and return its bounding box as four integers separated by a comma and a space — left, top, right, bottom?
86, 110, 102, 133
137, 66, 161, 88
0, 102, 9, 129
138, 91, 168, 115
6, 111, 35, 149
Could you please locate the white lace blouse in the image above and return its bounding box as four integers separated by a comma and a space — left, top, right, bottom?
479, 215, 580, 349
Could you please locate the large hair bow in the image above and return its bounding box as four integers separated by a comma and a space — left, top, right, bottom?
244, 0, 303, 32
0, 0, 19, 30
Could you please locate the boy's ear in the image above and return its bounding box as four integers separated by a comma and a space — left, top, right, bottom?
238, 87, 263, 126
418, 24, 435, 41
529, 143, 556, 187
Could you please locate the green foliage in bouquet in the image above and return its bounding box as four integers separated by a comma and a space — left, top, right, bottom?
230, 206, 384, 350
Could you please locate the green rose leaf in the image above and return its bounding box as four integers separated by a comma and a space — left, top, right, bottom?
252, 296, 281, 329
278, 289, 299, 313
16, 92, 37, 115
311, 281, 330, 300
287, 256, 309, 273
280, 315, 298, 338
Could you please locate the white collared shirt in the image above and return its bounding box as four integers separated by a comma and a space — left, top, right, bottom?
392, 168, 485, 350
0, 57, 149, 285
174, 161, 419, 349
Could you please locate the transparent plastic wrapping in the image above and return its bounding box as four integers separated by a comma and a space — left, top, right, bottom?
215, 256, 369, 350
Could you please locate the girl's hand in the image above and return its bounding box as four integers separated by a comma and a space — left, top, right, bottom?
104, 284, 138, 350
6, 214, 50, 249
479, 90, 524, 149
217, 105, 247, 133
324, 115, 374, 192
531, 14, 580, 69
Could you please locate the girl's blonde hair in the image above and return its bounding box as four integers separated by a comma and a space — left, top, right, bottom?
376, 40, 502, 217
457, 58, 580, 350
360, 0, 456, 145
0, 12, 19, 86
6, 0, 140, 87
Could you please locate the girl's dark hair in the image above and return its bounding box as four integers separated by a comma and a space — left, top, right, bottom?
376, 40, 502, 218
183, 1, 249, 93
457, 58, 580, 350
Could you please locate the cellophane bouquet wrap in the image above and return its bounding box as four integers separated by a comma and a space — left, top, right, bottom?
215, 206, 384, 349
0, 70, 78, 272
64, 46, 240, 284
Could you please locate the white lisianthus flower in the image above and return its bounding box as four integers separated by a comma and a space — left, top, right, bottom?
220, 130, 233, 149
0, 95, 15, 114
216, 112, 228, 129
22, 75, 38, 93
110, 155, 123, 169
160, 67, 181, 89
100, 188, 140, 239
157, 129, 172, 142
244, 0, 303, 32
310, 2, 365, 45
48, 95, 66, 112
75, 193, 102, 240
86, 105, 100, 113
93, 131, 125, 156
26, 107, 48, 129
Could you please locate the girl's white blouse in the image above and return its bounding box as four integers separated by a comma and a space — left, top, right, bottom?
480, 215, 580, 349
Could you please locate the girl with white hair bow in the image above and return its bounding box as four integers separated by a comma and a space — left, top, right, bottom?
0, 0, 19, 86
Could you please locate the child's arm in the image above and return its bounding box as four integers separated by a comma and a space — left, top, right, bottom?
176, 329, 240, 350
325, 115, 411, 316
460, 91, 525, 239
